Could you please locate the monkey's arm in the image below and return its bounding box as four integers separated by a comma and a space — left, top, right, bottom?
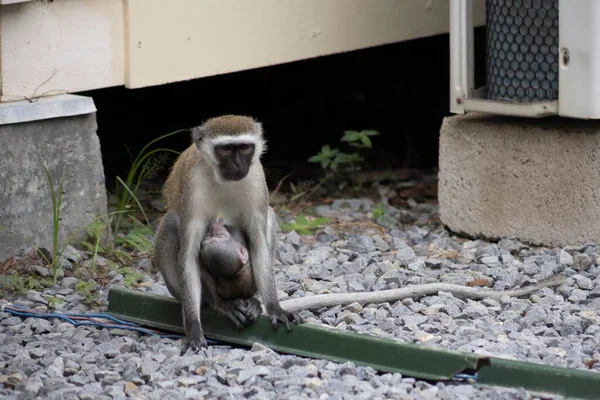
278, 274, 566, 313
177, 218, 207, 354
249, 207, 302, 330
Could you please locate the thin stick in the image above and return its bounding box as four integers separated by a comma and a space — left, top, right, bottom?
280, 275, 566, 313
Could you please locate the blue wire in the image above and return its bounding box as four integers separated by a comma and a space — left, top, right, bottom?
61, 313, 139, 326
6, 308, 79, 325
6, 304, 137, 326
3, 306, 221, 344
454, 373, 478, 380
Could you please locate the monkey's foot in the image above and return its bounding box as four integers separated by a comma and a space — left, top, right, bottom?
212, 298, 259, 329
180, 329, 208, 355
266, 305, 303, 331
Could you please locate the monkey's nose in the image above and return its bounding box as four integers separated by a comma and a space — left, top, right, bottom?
233, 154, 243, 168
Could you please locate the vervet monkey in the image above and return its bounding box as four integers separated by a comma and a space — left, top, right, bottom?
153, 115, 301, 355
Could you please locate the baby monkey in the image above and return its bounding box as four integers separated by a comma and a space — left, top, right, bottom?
200, 218, 257, 300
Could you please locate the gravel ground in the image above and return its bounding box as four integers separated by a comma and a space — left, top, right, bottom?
1, 177, 600, 399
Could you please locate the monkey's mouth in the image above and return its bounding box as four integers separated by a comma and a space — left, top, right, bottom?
222, 170, 247, 181
203, 236, 225, 245
207, 229, 229, 239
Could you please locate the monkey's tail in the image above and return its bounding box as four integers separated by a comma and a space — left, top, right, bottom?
279, 274, 567, 313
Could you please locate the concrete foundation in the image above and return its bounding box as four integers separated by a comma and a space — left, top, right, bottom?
0, 95, 107, 262
438, 112, 600, 248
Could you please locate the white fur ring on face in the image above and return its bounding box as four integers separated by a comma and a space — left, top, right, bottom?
202, 133, 266, 166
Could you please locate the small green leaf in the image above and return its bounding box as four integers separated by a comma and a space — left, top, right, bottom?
341, 131, 360, 142
360, 135, 372, 148
308, 155, 322, 163
310, 217, 330, 226
280, 223, 295, 232
296, 214, 309, 226
335, 152, 360, 164
372, 202, 388, 223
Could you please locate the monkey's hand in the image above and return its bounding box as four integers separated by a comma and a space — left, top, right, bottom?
265, 304, 303, 331
180, 325, 208, 355
212, 298, 261, 329
239, 297, 262, 324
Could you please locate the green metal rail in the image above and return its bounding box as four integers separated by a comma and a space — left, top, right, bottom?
106, 287, 600, 399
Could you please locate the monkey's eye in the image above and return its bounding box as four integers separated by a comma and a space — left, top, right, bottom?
238, 143, 254, 154
216, 145, 233, 156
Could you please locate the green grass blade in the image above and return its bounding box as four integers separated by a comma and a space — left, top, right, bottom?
116, 176, 150, 228
42, 165, 61, 281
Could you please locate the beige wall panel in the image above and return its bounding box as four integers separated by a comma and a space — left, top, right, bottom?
125, 0, 486, 89
0, 0, 125, 102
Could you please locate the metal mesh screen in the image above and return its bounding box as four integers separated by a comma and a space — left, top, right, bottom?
486, 0, 559, 103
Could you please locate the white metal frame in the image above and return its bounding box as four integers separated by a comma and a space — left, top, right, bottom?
449, 0, 474, 115
449, 0, 572, 119
558, 1, 600, 119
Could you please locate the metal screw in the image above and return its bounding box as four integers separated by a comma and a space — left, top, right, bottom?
561, 48, 570, 67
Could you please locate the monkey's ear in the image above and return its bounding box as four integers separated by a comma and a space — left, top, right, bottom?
237, 243, 249, 265
253, 121, 264, 137
190, 125, 205, 145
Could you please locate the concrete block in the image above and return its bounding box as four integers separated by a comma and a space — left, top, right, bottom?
438, 112, 600, 247
0, 102, 107, 262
